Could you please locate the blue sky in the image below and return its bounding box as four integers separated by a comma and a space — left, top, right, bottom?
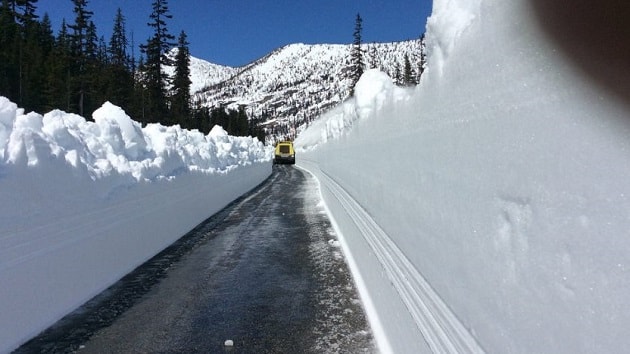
37, 0, 432, 67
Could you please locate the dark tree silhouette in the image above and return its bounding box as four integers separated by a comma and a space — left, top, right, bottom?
171, 30, 192, 127
140, 0, 175, 124
349, 13, 364, 96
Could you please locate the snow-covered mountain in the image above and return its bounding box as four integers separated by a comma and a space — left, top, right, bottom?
186, 39, 424, 139
163, 51, 238, 94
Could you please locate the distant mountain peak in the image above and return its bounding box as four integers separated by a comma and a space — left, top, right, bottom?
174, 39, 425, 140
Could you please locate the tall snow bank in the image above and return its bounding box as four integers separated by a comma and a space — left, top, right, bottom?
0, 99, 272, 353
296, 70, 410, 151
1, 99, 269, 180
296, 0, 630, 353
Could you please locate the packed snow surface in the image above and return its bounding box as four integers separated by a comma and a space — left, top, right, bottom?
296, 0, 630, 353
0, 99, 271, 353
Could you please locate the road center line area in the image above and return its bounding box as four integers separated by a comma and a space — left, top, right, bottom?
15, 165, 375, 353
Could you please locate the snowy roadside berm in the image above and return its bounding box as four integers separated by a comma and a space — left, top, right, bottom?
0, 97, 273, 354
0, 98, 270, 179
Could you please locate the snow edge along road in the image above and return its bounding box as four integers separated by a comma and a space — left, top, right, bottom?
297, 161, 485, 354
295, 163, 393, 354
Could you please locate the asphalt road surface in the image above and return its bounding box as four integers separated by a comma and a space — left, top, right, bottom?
16, 165, 375, 353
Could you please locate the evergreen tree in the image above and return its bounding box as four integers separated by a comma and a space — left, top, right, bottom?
12, 0, 48, 111
39, 12, 54, 54
234, 106, 249, 136
402, 53, 416, 86
44, 20, 72, 111
0, 0, 20, 101
96, 35, 107, 63
393, 61, 401, 85
210, 106, 229, 131
348, 13, 364, 96
102, 8, 133, 110
171, 30, 191, 126
368, 42, 379, 69
109, 8, 127, 67
248, 112, 266, 144
13, 0, 38, 25
20, 13, 46, 111
140, 0, 175, 125
191, 101, 211, 133
68, 0, 94, 116
0, 0, 144, 118
206, 106, 252, 136
83, 20, 105, 113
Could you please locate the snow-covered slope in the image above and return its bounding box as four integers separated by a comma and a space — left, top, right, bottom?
163, 49, 238, 94
296, 1, 630, 353
0, 98, 271, 353
193, 40, 424, 139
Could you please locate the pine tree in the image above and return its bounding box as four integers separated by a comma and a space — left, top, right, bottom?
14, 0, 49, 111
83, 20, 105, 113
39, 13, 54, 55
102, 8, 133, 110
44, 20, 72, 111
248, 112, 266, 144
191, 101, 211, 133
349, 13, 364, 96
402, 53, 416, 86
68, 0, 94, 116
368, 42, 379, 69
235, 106, 249, 136
210, 106, 229, 132
13, 0, 38, 25
393, 61, 401, 85
109, 8, 127, 67
140, 0, 175, 125
20, 13, 46, 111
170, 30, 191, 126
0, 0, 20, 101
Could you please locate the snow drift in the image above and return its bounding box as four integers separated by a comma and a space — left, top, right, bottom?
0, 99, 272, 353
296, 0, 630, 353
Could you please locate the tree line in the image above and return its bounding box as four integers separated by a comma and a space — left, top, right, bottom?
0, 0, 264, 142
348, 13, 424, 94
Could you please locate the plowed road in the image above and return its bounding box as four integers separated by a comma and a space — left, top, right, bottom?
16, 165, 374, 353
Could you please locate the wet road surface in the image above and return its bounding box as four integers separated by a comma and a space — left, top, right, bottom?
15, 165, 375, 353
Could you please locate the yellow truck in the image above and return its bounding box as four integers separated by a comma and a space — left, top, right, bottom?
274, 141, 295, 164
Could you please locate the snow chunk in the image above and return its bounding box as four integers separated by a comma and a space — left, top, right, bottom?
92, 102, 148, 160
6, 111, 48, 166
0, 96, 18, 157
425, 0, 480, 76
295, 69, 410, 151
354, 69, 396, 119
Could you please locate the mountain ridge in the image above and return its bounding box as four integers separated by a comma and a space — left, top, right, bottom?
175, 38, 425, 139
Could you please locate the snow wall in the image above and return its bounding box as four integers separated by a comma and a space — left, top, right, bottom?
296, 0, 630, 353
0, 100, 272, 353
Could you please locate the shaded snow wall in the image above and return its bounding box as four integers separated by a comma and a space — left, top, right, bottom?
0, 162, 270, 353
0, 100, 272, 353
298, 0, 630, 352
